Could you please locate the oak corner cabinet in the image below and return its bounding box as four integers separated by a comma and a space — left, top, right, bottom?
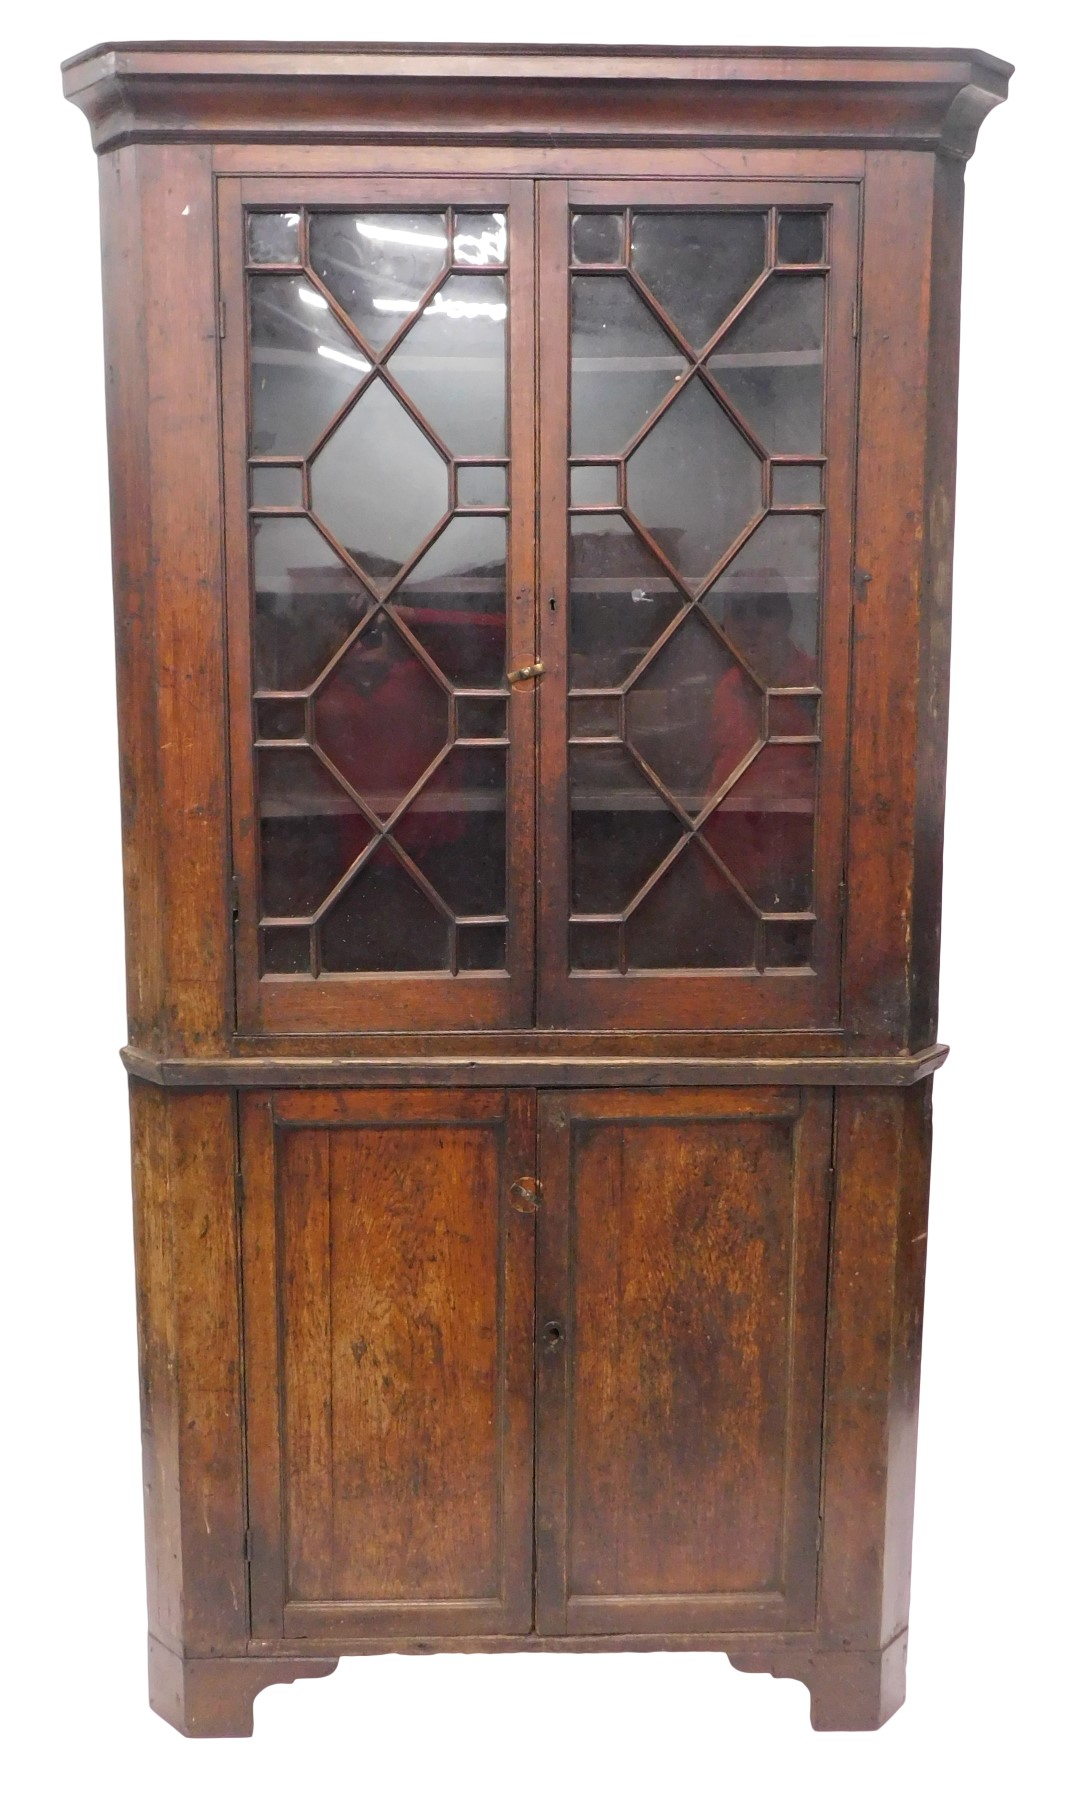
63, 39, 1010, 1737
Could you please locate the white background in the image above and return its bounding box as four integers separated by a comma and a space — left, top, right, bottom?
4, 4, 1076, 1788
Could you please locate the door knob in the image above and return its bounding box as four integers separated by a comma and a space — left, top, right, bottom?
507, 660, 546, 684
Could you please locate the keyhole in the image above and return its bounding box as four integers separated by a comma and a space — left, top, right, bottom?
543, 1320, 564, 1349
549, 596, 556, 612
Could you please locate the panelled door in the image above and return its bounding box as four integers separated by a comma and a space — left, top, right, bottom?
220, 173, 860, 1037
241, 1085, 831, 1642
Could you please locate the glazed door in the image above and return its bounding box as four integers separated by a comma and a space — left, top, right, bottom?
534, 1087, 832, 1635
221, 179, 537, 1034
536, 181, 859, 1029
240, 1088, 536, 1641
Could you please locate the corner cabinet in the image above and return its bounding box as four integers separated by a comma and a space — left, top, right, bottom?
63, 41, 1010, 1735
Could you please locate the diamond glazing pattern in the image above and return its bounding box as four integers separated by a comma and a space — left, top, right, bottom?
246, 208, 511, 976
568, 206, 827, 975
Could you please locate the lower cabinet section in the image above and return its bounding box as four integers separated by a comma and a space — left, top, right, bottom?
239, 1084, 831, 1645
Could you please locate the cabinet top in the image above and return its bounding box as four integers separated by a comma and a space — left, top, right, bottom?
62, 40, 1010, 160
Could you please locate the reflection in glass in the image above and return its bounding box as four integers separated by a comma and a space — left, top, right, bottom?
777, 213, 825, 265
625, 843, 756, 968
394, 747, 506, 917
255, 697, 306, 741
453, 213, 507, 265
319, 844, 450, 972
393, 515, 507, 688
626, 614, 763, 815
262, 926, 310, 974
309, 380, 448, 587
569, 695, 621, 738
313, 616, 447, 818
771, 464, 822, 506
701, 743, 816, 913
572, 213, 624, 265
763, 920, 814, 968
250, 464, 303, 508
571, 276, 689, 456
388, 275, 507, 455
249, 275, 371, 456
252, 516, 372, 692
570, 464, 619, 507
703, 514, 821, 685
570, 743, 683, 914
631, 211, 766, 349
626, 378, 763, 582
456, 695, 507, 738
768, 693, 819, 739
247, 212, 300, 265
708, 274, 825, 455
308, 212, 449, 348
569, 516, 684, 689
458, 466, 507, 507
458, 923, 506, 970
257, 747, 373, 918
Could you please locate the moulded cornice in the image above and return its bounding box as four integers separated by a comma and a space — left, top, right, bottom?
62, 41, 1011, 160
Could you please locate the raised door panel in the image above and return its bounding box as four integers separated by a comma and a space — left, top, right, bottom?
220, 177, 536, 1034
537, 179, 859, 1030
535, 1087, 831, 1635
241, 1087, 535, 1639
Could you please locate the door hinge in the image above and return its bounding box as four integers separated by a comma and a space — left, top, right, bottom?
231, 874, 241, 920
243, 1527, 254, 1563
838, 881, 848, 923
851, 294, 860, 338
218, 298, 227, 339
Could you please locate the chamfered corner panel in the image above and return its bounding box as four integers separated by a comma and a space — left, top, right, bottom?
240, 1088, 536, 1639
535, 1087, 832, 1635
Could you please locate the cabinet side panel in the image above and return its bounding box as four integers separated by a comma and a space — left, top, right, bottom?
910, 156, 966, 1049
819, 1083, 932, 1650
98, 145, 230, 1053
129, 1081, 248, 1654
845, 152, 935, 1049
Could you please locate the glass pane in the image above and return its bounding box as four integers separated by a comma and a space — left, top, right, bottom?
768, 693, 819, 739
701, 744, 817, 912
569, 516, 684, 689
625, 842, 756, 968
630, 211, 766, 349
392, 515, 507, 688
252, 517, 372, 692
569, 695, 621, 738
248, 275, 371, 456
309, 380, 449, 588
708, 275, 825, 455
703, 514, 821, 685
777, 213, 825, 265
255, 697, 306, 741
393, 747, 506, 917
257, 748, 373, 918
250, 464, 303, 508
570, 465, 619, 506
625, 378, 763, 583
458, 465, 507, 507
261, 926, 310, 974
456, 695, 507, 738
247, 212, 300, 264
308, 212, 449, 349
313, 615, 448, 818
625, 613, 764, 816
763, 919, 814, 968
570, 920, 622, 970
457, 923, 506, 970
771, 464, 822, 506
319, 844, 450, 972
388, 275, 506, 455
572, 213, 624, 265
570, 743, 683, 914
571, 276, 689, 456
453, 212, 507, 266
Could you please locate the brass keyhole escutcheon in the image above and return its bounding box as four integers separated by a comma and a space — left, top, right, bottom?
509, 1177, 541, 1213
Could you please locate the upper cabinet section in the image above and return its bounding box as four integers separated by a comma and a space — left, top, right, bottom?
62, 42, 1011, 161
